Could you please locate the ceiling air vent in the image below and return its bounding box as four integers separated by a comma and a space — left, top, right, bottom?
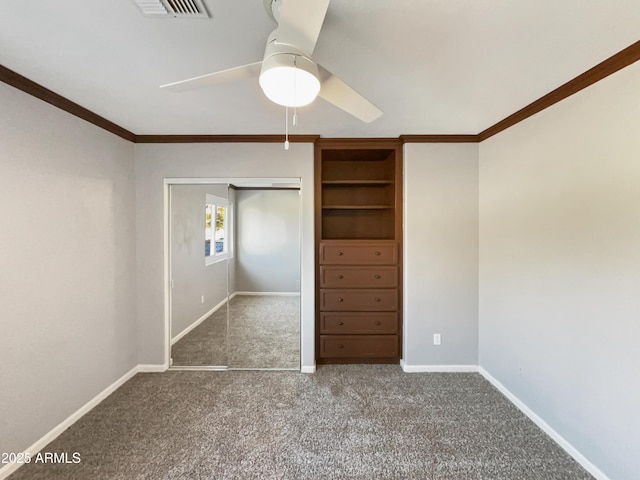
132, 0, 210, 18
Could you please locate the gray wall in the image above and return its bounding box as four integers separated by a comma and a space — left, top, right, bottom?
403, 143, 479, 367
170, 184, 229, 339
134, 143, 315, 369
235, 189, 300, 293
479, 61, 640, 480
0, 83, 137, 455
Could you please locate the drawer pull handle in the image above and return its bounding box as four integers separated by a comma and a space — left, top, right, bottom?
375, 297, 381, 302
338, 298, 344, 302
374, 251, 381, 256
337, 321, 344, 326
337, 251, 343, 256
338, 344, 344, 349
375, 321, 381, 325
374, 274, 381, 279
337, 275, 344, 279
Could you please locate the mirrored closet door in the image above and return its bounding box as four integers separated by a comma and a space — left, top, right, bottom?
227, 186, 301, 369
169, 184, 230, 367
168, 181, 301, 370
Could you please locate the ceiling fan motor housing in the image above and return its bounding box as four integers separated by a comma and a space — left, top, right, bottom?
259, 30, 321, 107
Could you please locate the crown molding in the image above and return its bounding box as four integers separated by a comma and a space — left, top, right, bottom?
316, 138, 401, 148
2, 39, 639, 144
479, 39, 640, 141
400, 135, 479, 143
135, 134, 320, 143
0, 65, 136, 142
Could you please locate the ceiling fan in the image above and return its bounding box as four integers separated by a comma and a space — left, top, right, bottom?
160, 0, 382, 123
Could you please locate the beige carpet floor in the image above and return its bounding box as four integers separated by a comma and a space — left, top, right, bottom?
171, 295, 300, 369
8, 366, 594, 480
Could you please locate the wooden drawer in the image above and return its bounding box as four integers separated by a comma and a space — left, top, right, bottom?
320, 289, 398, 311
319, 335, 398, 358
320, 266, 398, 288
319, 243, 397, 265
320, 312, 398, 334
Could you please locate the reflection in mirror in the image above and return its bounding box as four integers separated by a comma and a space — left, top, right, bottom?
170, 184, 230, 367
168, 180, 301, 370
227, 187, 301, 369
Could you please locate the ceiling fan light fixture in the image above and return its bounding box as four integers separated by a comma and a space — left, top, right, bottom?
259, 53, 321, 107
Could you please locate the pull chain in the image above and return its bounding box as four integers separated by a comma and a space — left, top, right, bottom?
284, 106, 290, 150
284, 55, 301, 150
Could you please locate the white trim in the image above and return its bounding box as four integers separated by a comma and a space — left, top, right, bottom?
229, 367, 299, 371
206, 193, 229, 205
205, 253, 228, 265
163, 176, 312, 370
165, 177, 302, 186
401, 153, 410, 373
300, 364, 316, 373
478, 367, 611, 480
171, 297, 228, 345
0, 365, 140, 479
400, 361, 479, 373
233, 291, 300, 296
137, 364, 167, 373
163, 180, 171, 370
169, 365, 228, 371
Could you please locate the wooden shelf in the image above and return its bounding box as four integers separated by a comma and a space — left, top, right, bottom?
322, 180, 394, 185
322, 181, 394, 215
322, 205, 393, 210
321, 203, 395, 240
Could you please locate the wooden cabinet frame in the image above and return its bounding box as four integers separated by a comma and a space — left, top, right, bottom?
314, 139, 403, 364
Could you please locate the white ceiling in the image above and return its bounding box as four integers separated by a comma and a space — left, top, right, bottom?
1, 0, 639, 137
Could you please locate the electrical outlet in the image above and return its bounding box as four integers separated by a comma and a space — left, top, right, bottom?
433, 333, 441, 345
201, 295, 205, 304
296, 279, 300, 290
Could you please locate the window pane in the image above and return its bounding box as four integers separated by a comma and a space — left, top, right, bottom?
215, 205, 226, 254
205, 203, 213, 257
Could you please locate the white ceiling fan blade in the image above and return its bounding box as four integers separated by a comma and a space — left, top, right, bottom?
317, 65, 383, 123
275, 0, 330, 55
160, 62, 262, 92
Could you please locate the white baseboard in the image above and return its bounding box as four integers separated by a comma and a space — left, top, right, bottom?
233, 291, 300, 296
0, 364, 146, 480
478, 367, 610, 480
171, 297, 228, 345
300, 364, 316, 373
400, 360, 478, 373
137, 364, 167, 373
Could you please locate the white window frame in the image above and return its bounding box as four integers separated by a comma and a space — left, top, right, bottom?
205, 194, 231, 265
